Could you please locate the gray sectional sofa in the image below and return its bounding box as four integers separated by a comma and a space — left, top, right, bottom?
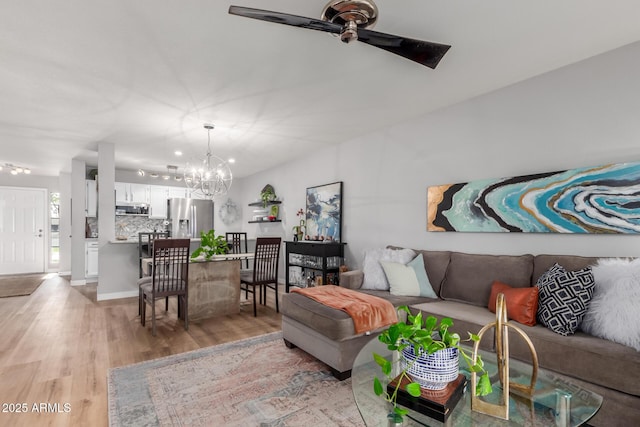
280, 248, 640, 426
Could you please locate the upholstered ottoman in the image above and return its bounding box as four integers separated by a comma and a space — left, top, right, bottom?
281, 291, 384, 379
281, 285, 433, 380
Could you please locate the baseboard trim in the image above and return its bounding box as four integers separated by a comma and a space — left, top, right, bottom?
70, 279, 86, 286
97, 290, 138, 301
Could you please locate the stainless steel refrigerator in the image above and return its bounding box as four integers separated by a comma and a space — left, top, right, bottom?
166, 198, 214, 238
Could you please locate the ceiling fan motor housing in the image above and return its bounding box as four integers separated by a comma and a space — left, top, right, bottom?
322, 0, 378, 42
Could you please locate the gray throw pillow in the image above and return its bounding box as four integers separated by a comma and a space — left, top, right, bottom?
361, 248, 416, 290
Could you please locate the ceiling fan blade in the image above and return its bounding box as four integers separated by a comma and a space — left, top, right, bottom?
228, 6, 342, 35
357, 28, 451, 69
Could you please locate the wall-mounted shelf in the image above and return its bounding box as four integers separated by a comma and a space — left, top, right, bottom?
248, 200, 282, 207
248, 200, 282, 223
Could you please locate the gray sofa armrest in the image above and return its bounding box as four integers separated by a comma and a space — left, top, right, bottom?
340, 270, 364, 289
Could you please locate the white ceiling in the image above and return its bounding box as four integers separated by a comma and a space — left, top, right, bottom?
1, 0, 640, 178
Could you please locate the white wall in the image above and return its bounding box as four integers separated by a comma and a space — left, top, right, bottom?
70, 159, 87, 281
239, 40, 640, 270
58, 172, 72, 272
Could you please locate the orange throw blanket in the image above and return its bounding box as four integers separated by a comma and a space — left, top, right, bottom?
292, 285, 398, 334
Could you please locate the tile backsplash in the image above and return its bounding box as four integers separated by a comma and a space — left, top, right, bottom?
116, 216, 166, 239
88, 216, 166, 239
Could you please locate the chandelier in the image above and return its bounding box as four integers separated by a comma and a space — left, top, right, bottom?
183, 124, 232, 198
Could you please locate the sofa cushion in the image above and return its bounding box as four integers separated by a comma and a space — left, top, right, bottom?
356, 289, 437, 308
361, 248, 416, 290
281, 292, 357, 341
509, 323, 640, 397
418, 250, 451, 296
440, 252, 534, 307
488, 281, 538, 326
532, 254, 598, 285
281, 290, 433, 342
581, 258, 640, 351
536, 265, 595, 336
381, 255, 437, 298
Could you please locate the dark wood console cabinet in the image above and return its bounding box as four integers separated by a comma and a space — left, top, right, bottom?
285, 241, 346, 292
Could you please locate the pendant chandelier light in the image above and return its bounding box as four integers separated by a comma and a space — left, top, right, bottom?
183, 124, 232, 198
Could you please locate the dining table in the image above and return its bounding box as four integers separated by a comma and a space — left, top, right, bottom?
142, 252, 255, 320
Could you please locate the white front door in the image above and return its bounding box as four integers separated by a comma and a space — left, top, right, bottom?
0, 187, 47, 274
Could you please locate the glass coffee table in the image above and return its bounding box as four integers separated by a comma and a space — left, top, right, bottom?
352, 337, 602, 426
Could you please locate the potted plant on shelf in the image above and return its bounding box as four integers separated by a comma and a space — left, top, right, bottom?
373, 306, 492, 424
191, 229, 229, 260
260, 184, 277, 207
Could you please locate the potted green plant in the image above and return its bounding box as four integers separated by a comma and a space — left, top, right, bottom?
191, 229, 229, 260
260, 185, 277, 207
373, 306, 492, 423
292, 208, 306, 241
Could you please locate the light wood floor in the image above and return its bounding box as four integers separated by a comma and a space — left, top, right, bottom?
0, 274, 282, 427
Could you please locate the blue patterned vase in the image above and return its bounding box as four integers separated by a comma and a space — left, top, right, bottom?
401, 345, 459, 390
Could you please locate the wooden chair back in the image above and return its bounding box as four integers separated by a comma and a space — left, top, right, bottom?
149, 238, 190, 297
226, 232, 249, 268
138, 231, 168, 277
251, 237, 281, 285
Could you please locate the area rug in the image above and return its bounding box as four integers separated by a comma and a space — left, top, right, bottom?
0, 273, 47, 297
108, 332, 365, 427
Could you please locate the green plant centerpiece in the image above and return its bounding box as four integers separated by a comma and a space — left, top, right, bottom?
191, 229, 229, 260
373, 306, 493, 423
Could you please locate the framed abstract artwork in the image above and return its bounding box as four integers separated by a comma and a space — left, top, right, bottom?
305, 181, 343, 242
427, 161, 640, 233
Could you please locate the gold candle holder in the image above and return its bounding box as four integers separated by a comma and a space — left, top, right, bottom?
471, 293, 539, 420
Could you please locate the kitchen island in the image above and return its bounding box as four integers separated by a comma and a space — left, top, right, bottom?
141, 253, 254, 320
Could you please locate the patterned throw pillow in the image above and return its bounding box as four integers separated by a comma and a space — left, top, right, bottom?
536, 264, 595, 336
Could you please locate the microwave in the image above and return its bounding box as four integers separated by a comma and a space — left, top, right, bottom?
116, 205, 148, 215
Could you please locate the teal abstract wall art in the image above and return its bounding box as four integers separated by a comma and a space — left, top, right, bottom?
427, 162, 640, 233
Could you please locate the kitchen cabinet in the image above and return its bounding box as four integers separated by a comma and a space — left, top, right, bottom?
130, 183, 148, 203
115, 182, 127, 203
148, 185, 168, 219
168, 186, 188, 199
85, 180, 97, 217
86, 241, 99, 277
115, 182, 149, 204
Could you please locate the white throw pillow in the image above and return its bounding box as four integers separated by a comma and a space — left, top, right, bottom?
380, 255, 438, 298
361, 248, 416, 290
580, 258, 640, 351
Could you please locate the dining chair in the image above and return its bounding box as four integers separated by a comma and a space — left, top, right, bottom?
226, 232, 249, 269
138, 231, 169, 316
240, 237, 281, 317
138, 231, 168, 278
138, 238, 190, 336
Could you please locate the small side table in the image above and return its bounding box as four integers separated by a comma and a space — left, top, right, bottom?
284, 241, 346, 292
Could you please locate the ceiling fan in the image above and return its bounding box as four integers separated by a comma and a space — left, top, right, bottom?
228, 0, 451, 69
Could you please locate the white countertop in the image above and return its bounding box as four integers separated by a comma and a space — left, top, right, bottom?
109, 237, 202, 244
